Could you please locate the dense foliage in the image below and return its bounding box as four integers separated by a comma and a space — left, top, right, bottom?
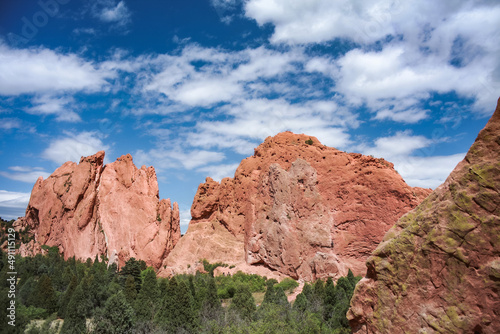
0, 223, 361, 333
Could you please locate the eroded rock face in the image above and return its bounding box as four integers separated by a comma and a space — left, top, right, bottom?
162, 132, 431, 280
347, 98, 500, 333
16, 152, 180, 269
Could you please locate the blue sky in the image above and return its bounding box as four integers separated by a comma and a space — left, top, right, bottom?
0, 0, 499, 232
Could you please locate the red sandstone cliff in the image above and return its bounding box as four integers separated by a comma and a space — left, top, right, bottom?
347, 98, 500, 333
15, 152, 180, 269
162, 132, 431, 280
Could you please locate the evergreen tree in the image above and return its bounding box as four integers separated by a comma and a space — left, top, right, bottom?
324, 277, 336, 321
134, 268, 158, 322
18, 276, 37, 306
328, 286, 350, 329
119, 257, 145, 291
58, 274, 78, 318
60, 284, 87, 334
292, 292, 309, 313
156, 276, 196, 332
229, 284, 256, 322
124, 275, 137, 305
33, 274, 58, 314
92, 291, 135, 334
199, 275, 222, 324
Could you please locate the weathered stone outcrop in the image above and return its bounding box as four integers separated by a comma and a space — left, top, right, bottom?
15, 152, 180, 269
347, 98, 500, 333
162, 132, 431, 280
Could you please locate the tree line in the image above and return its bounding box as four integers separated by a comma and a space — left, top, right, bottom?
0, 220, 360, 333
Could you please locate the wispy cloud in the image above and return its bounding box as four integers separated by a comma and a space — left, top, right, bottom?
26, 95, 81, 122
0, 166, 50, 183
0, 190, 30, 220
94, 0, 131, 27
134, 148, 226, 171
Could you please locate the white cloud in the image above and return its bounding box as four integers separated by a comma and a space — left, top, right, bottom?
360, 131, 431, 159
0, 166, 50, 183
0, 118, 22, 130
244, 0, 499, 46
187, 98, 357, 154
243, 0, 500, 114
394, 153, 466, 189
143, 45, 306, 108
0, 190, 31, 220
197, 163, 239, 182
358, 131, 465, 189
179, 209, 191, 232
134, 148, 226, 171
42, 131, 109, 165
97, 1, 131, 25
26, 95, 81, 122
374, 108, 429, 123
0, 43, 113, 96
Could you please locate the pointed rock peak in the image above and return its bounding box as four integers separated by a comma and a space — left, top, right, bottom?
465, 96, 500, 164
116, 153, 134, 163
79, 150, 105, 165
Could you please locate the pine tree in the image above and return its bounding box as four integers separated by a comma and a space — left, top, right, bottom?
328, 286, 350, 329
58, 274, 77, 318
134, 268, 158, 322
229, 284, 256, 321
292, 292, 309, 312
324, 277, 336, 321
92, 291, 135, 334
34, 274, 58, 314
124, 275, 137, 305
60, 284, 87, 334
156, 276, 196, 331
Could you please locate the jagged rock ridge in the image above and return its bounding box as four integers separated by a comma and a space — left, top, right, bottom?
162, 132, 431, 280
16, 152, 180, 269
347, 98, 500, 333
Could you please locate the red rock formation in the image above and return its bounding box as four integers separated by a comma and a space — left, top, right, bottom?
15, 152, 180, 269
347, 98, 500, 333
162, 132, 431, 280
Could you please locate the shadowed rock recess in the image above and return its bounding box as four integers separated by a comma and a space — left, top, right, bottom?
161, 132, 431, 280
15, 152, 180, 269
348, 98, 500, 333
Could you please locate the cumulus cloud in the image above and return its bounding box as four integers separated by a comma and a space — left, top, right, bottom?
0, 166, 50, 183
42, 131, 109, 165
0, 43, 113, 96
0, 190, 31, 220
243, 0, 500, 114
